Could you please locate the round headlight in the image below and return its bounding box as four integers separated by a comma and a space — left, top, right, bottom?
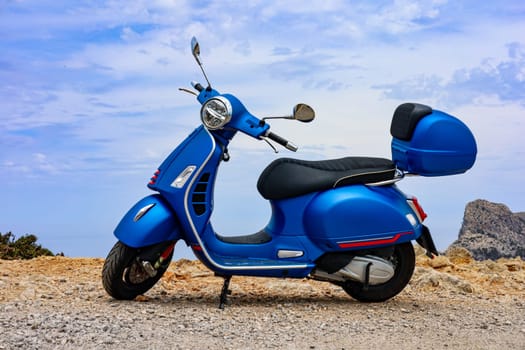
200, 96, 232, 130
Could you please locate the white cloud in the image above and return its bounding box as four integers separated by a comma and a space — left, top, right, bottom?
375, 42, 525, 108
33, 153, 59, 174
367, 0, 448, 34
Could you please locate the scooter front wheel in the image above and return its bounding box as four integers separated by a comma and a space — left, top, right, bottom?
102, 241, 173, 300
342, 242, 415, 302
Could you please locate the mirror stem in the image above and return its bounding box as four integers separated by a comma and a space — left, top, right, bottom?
198, 64, 212, 89
262, 115, 294, 121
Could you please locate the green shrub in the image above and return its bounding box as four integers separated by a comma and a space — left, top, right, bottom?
0, 232, 54, 259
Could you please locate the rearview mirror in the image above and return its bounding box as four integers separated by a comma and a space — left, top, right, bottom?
191, 36, 202, 65
190, 36, 212, 88
293, 104, 315, 123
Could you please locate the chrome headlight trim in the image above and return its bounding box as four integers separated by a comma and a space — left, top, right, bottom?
200, 96, 232, 130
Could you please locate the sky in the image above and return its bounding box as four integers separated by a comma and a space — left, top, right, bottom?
1, 0, 524, 258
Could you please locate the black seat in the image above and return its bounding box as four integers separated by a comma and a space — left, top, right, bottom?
257, 157, 396, 200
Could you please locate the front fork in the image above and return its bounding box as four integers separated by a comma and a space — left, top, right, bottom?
139, 241, 177, 278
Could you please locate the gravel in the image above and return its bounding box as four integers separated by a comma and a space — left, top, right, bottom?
2, 296, 525, 349
1, 256, 524, 349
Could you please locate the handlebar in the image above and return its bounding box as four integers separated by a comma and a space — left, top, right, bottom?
191, 81, 204, 92
266, 131, 298, 152
192, 81, 298, 152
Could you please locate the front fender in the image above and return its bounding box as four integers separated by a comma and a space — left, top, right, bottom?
114, 194, 182, 248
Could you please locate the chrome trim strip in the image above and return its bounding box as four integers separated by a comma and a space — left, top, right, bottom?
133, 203, 156, 222
365, 178, 402, 187
277, 250, 304, 258
171, 165, 197, 188
183, 128, 308, 271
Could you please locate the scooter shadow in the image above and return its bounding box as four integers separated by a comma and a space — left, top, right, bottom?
183, 294, 354, 307
123, 290, 375, 309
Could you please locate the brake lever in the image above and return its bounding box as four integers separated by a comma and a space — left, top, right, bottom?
261, 137, 278, 153
178, 87, 198, 96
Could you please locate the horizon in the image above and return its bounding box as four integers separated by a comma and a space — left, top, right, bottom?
1, 1, 524, 259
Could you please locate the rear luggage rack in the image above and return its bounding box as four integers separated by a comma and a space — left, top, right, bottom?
365, 168, 405, 187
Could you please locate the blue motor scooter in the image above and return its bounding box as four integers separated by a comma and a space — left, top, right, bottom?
102, 38, 477, 308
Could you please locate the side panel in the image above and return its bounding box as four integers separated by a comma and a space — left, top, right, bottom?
114, 194, 183, 248
304, 185, 419, 251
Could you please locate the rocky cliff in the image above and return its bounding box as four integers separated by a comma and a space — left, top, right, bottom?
448, 199, 525, 260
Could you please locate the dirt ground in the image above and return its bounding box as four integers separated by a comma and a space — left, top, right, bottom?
1, 247, 524, 349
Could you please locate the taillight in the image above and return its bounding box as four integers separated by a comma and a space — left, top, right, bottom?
408, 196, 427, 222
148, 169, 160, 186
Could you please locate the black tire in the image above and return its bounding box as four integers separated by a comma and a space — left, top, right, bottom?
102, 241, 173, 300
342, 242, 415, 302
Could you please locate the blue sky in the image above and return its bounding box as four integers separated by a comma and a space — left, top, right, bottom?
1, 0, 524, 258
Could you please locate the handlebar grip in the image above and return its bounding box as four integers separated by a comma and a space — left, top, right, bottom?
267, 132, 298, 152
191, 81, 204, 92
267, 132, 288, 146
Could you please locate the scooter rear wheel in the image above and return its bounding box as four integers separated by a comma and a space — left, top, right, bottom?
342, 242, 415, 302
102, 241, 173, 300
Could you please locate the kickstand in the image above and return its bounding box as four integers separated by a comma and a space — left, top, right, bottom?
218, 275, 232, 309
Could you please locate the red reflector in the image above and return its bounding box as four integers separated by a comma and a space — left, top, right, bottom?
160, 244, 175, 259
338, 231, 412, 249
412, 197, 428, 222
148, 170, 160, 186
191, 244, 202, 252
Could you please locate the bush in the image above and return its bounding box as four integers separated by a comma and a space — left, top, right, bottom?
0, 232, 54, 259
